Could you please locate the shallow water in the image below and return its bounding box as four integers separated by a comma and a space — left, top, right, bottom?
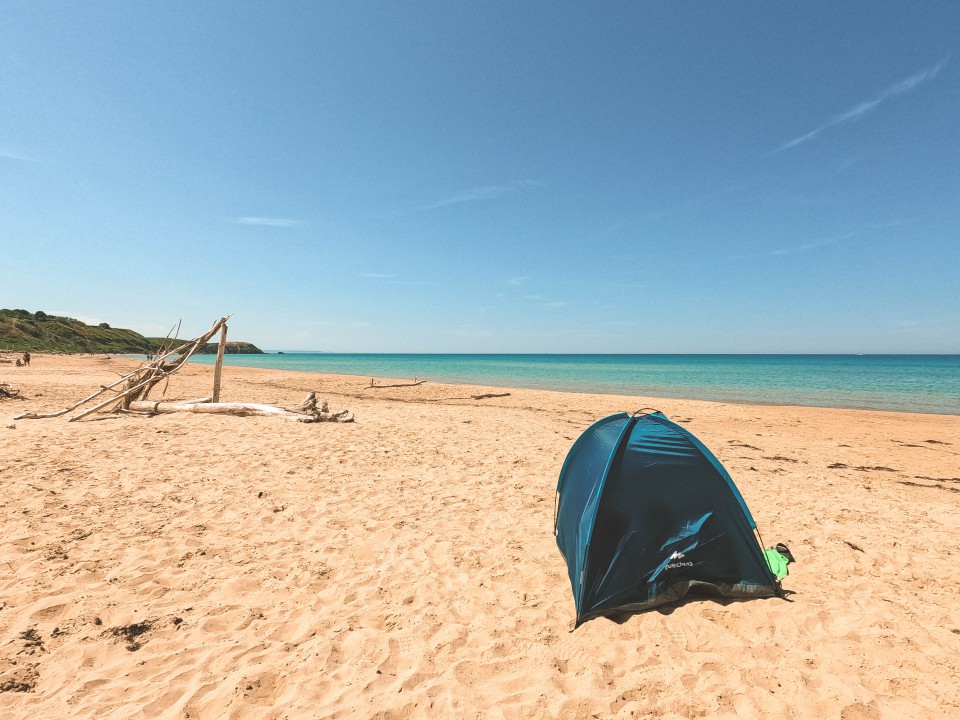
182, 353, 960, 415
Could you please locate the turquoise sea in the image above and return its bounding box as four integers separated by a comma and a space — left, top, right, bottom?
186, 354, 960, 415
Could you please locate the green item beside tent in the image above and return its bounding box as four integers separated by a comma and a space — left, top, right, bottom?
764, 548, 790, 580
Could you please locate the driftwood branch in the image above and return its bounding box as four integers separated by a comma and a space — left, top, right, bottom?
471, 392, 511, 400
285, 391, 327, 414
67, 315, 232, 421
15, 365, 148, 419
117, 315, 232, 411
368, 378, 427, 389
127, 393, 353, 423
1, 383, 23, 400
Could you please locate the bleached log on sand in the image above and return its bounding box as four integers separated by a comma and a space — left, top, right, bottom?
127, 400, 354, 423
285, 391, 327, 414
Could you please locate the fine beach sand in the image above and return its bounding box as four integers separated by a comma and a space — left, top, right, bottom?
2, 355, 959, 719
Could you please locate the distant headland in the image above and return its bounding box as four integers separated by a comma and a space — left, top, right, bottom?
0, 309, 263, 355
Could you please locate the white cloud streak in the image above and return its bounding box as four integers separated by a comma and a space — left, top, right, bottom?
418, 180, 540, 211
773, 58, 949, 153
233, 217, 302, 227
767, 232, 854, 256
0, 148, 38, 162
730, 232, 854, 260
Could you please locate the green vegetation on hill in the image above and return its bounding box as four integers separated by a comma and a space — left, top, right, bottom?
0, 309, 156, 353
1, 310, 263, 354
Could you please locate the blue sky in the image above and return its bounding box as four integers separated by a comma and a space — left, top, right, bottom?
2, 1, 958, 352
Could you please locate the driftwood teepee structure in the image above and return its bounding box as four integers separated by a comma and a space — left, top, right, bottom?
15, 315, 353, 423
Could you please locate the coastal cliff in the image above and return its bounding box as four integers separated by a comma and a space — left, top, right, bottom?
196, 341, 264, 354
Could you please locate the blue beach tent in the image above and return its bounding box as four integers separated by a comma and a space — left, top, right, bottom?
555, 411, 782, 626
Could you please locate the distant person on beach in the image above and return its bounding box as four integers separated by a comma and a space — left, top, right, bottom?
22, 352, 30, 366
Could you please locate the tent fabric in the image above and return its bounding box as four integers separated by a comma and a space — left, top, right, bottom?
555, 411, 781, 626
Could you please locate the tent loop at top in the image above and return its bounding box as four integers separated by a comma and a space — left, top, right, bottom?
630, 407, 661, 418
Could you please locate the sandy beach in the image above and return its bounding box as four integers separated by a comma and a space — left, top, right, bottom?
2, 354, 959, 719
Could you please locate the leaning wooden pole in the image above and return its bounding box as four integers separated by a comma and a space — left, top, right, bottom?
117, 314, 231, 411
212, 322, 227, 403
14, 365, 150, 420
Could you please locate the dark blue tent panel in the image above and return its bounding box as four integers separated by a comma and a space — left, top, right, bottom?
555, 411, 779, 625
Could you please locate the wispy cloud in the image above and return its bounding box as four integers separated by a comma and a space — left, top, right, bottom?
864, 216, 923, 231
233, 216, 302, 227
418, 180, 540, 211
509, 276, 531, 286
0, 148, 38, 163
731, 232, 854, 259
361, 273, 396, 279
894, 318, 937, 328
773, 58, 949, 153
768, 232, 854, 256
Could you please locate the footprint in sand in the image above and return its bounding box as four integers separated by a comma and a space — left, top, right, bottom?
240, 671, 285, 705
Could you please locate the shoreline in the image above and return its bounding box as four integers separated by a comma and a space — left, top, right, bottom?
2, 354, 959, 718
5, 352, 959, 423
182, 352, 960, 417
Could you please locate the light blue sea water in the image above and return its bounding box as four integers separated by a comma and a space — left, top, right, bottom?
186, 354, 960, 415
